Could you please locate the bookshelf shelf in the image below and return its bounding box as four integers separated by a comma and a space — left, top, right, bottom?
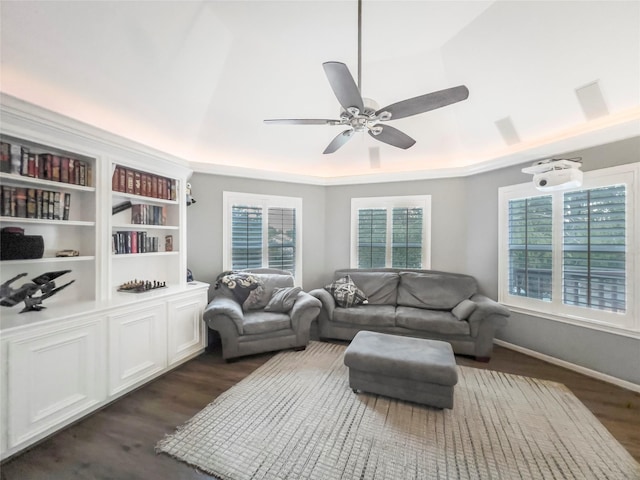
0, 255, 96, 265
111, 223, 179, 230
0, 173, 96, 192
112, 251, 179, 258
0, 216, 95, 227
112, 191, 178, 205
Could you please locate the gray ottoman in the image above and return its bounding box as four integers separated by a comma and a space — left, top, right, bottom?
344, 331, 458, 409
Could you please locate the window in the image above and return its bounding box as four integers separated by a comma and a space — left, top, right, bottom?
499, 163, 639, 334
224, 192, 302, 280
351, 196, 431, 269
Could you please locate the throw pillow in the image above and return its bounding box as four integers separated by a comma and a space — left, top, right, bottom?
264, 286, 302, 312
452, 299, 477, 321
215, 271, 261, 304
324, 275, 368, 308
243, 282, 266, 311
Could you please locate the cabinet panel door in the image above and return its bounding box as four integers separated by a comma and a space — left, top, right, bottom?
8, 318, 106, 448
108, 303, 166, 396
167, 291, 206, 366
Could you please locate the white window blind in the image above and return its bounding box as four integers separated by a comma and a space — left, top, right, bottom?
507, 196, 553, 301
231, 205, 263, 270
562, 185, 626, 313
351, 196, 431, 269
357, 208, 387, 268
223, 192, 302, 280
268, 207, 296, 273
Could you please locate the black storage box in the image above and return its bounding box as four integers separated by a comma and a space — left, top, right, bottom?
1, 229, 44, 260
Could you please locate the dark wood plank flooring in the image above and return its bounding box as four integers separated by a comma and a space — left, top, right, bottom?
2, 342, 638, 479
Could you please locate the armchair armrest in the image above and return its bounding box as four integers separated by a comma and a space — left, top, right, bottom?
289, 292, 322, 333
203, 296, 245, 335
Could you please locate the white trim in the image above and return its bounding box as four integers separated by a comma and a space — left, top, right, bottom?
494, 339, 640, 393
222, 191, 303, 282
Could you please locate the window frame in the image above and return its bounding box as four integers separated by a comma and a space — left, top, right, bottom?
498, 163, 640, 336
223, 192, 302, 281
350, 195, 432, 269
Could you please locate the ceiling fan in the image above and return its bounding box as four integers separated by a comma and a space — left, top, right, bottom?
263, 0, 470, 154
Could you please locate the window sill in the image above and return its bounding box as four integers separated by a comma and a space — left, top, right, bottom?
504, 304, 640, 340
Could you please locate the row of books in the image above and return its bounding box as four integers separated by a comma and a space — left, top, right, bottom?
112, 165, 177, 201
131, 204, 167, 226
0, 142, 93, 186
112, 231, 160, 255
1, 186, 71, 220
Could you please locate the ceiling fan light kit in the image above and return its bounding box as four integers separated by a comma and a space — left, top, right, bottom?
264, 0, 470, 154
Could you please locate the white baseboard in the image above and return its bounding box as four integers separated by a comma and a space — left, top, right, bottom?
494, 339, 640, 393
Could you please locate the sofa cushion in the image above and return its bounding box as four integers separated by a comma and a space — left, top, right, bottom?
452, 299, 477, 321
243, 273, 294, 310
335, 271, 399, 305
396, 306, 470, 335
324, 275, 368, 308
242, 311, 291, 335
264, 286, 301, 312
333, 305, 396, 327
397, 271, 477, 310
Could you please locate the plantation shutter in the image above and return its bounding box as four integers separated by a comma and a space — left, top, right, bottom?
392, 207, 423, 268
563, 185, 626, 312
231, 205, 263, 270
268, 207, 296, 273
507, 196, 553, 300
358, 208, 387, 268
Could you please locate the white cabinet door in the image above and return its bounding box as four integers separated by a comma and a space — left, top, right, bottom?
167, 290, 207, 366
8, 317, 106, 449
108, 302, 167, 396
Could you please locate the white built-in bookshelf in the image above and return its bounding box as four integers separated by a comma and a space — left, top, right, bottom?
0, 94, 209, 460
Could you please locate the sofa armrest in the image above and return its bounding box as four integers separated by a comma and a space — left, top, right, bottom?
308, 288, 336, 319
203, 296, 245, 335
467, 294, 510, 336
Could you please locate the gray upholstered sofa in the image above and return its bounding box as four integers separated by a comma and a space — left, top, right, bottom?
309, 268, 509, 361
204, 269, 322, 360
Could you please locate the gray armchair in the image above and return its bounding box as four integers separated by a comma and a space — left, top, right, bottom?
203, 268, 321, 360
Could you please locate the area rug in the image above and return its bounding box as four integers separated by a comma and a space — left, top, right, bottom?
157, 342, 640, 480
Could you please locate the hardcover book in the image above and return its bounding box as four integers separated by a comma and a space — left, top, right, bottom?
63, 193, 71, 220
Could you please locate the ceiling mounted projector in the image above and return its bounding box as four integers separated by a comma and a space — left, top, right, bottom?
522, 158, 583, 191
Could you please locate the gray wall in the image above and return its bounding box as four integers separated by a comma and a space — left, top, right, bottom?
187, 136, 640, 385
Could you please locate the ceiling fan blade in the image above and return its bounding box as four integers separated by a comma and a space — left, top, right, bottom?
322, 62, 364, 113
376, 85, 469, 120
264, 119, 340, 125
323, 129, 355, 154
368, 125, 416, 149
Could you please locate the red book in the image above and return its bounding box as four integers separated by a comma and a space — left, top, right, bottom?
52, 155, 61, 182
126, 169, 134, 194
27, 154, 36, 177
151, 176, 158, 198
112, 166, 120, 191
134, 171, 141, 195
118, 167, 126, 192
141, 174, 148, 197
61, 157, 70, 183
131, 230, 138, 253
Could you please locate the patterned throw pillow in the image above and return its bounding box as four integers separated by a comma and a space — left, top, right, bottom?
215, 271, 261, 304
324, 275, 368, 308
